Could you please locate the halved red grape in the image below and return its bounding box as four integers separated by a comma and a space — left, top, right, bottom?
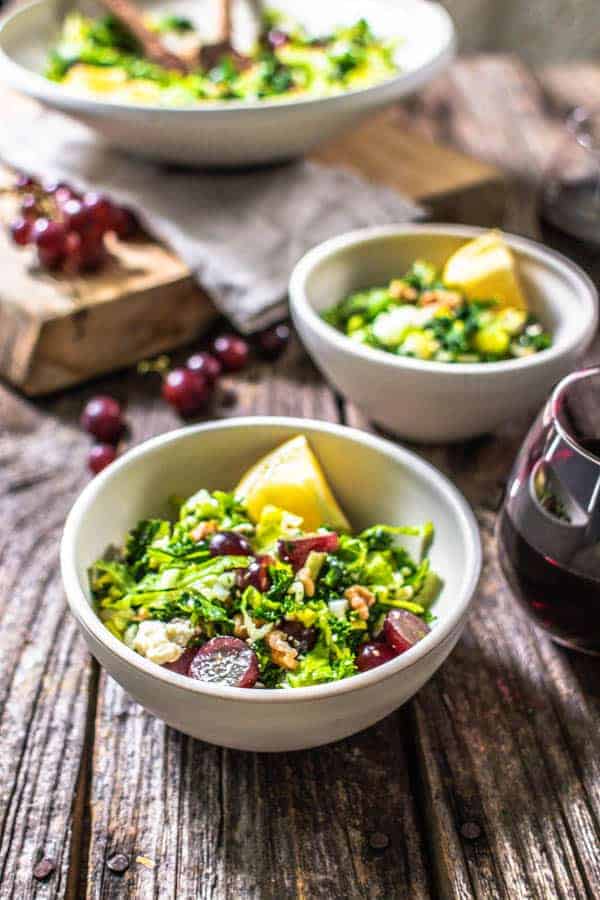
212, 334, 249, 372
186, 351, 222, 384
356, 641, 397, 672
209, 530, 252, 557
189, 637, 259, 687
161, 368, 210, 416
10, 217, 32, 246
383, 609, 430, 654
163, 647, 197, 676
88, 443, 117, 474
81, 395, 124, 442
277, 532, 339, 570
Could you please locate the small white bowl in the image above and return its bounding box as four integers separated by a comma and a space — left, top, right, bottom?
290, 224, 598, 443
0, 0, 455, 166
61, 417, 481, 751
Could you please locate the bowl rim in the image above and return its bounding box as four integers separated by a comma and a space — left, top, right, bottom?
289, 223, 599, 376
61, 416, 482, 703
0, 0, 455, 116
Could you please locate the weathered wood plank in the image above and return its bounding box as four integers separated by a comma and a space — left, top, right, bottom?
0, 389, 95, 898
82, 343, 431, 900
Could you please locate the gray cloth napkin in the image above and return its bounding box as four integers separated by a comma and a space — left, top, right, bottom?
0, 103, 423, 332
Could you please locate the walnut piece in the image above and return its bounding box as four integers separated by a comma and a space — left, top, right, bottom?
190, 519, 219, 542
344, 584, 376, 621
296, 568, 315, 598
389, 279, 418, 302
420, 289, 463, 309
233, 613, 248, 639
266, 629, 299, 670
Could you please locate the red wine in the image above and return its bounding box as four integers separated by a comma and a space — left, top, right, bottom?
498, 510, 600, 654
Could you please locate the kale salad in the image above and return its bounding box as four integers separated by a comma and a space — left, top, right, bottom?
46, 9, 397, 106
91, 437, 440, 689
323, 233, 553, 365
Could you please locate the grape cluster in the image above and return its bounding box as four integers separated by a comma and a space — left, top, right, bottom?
8, 172, 138, 274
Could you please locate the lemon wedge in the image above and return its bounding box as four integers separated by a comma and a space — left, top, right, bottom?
443, 230, 527, 309
234, 435, 350, 532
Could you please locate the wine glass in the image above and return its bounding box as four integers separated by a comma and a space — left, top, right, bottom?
539, 106, 600, 249
497, 366, 600, 654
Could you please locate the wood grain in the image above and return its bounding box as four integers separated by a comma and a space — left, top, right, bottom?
2, 57, 600, 900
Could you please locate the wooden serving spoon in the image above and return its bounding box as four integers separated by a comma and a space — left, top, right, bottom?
97, 0, 193, 73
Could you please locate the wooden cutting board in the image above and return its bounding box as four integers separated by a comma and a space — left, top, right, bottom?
0, 101, 505, 397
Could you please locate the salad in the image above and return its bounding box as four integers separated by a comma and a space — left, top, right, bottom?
46, 10, 397, 106
323, 232, 552, 364
90, 436, 440, 688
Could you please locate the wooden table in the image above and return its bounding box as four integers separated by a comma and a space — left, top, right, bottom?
2, 56, 600, 899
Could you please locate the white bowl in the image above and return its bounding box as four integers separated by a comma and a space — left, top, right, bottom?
61, 417, 481, 751
0, 0, 455, 166
290, 224, 598, 443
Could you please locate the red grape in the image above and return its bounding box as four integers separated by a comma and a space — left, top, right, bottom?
235, 556, 271, 592
33, 217, 66, 250
81, 395, 124, 442
256, 323, 290, 360
83, 192, 115, 232
383, 609, 430, 654
110, 206, 138, 239
62, 198, 90, 233
37, 246, 64, 270
279, 619, 317, 653
33, 218, 67, 269
267, 28, 289, 48
209, 530, 252, 557
278, 532, 339, 570
15, 172, 36, 190
186, 351, 222, 384
42, 180, 70, 197
189, 637, 259, 687
88, 443, 117, 474
10, 217, 32, 246
356, 641, 397, 672
54, 185, 78, 207
212, 334, 249, 372
77, 228, 107, 272
161, 367, 210, 416
20, 193, 38, 218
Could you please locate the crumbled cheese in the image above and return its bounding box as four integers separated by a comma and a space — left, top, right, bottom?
132, 618, 196, 666
328, 599, 348, 620
372, 306, 433, 347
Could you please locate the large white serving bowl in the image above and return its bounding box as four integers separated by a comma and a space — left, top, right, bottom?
290, 224, 598, 443
61, 417, 481, 752
0, 0, 454, 166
